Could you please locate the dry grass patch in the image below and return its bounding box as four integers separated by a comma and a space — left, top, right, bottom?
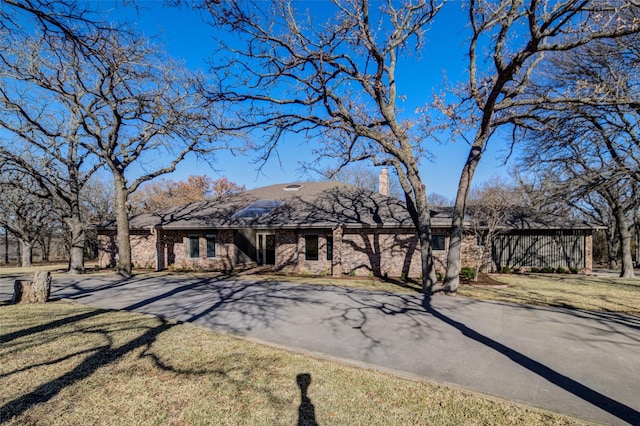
1, 301, 583, 425
458, 274, 640, 314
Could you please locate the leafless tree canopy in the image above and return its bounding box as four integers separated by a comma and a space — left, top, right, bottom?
0, 0, 114, 272
516, 37, 640, 277
442, 0, 640, 291
0, 169, 57, 267
206, 0, 445, 291
0, 1, 226, 275
466, 178, 523, 279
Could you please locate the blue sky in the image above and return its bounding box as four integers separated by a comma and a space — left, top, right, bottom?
113, 1, 513, 200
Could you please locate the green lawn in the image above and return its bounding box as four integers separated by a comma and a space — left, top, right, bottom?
0, 301, 584, 425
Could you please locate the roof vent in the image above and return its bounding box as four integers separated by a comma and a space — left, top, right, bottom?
283, 184, 303, 191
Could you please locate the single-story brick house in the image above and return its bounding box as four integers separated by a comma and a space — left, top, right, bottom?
97, 177, 598, 276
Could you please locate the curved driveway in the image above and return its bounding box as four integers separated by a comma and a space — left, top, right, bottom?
2, 273, 639, 425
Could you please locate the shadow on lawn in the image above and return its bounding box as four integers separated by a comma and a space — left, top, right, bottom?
421, 295, 640, 425
297, 373, 317, 426
0, 310, 175, 422
0, 273, 322, 422
4, 273, 639, 424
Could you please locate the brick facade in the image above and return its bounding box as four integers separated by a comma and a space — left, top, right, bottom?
336, 228, 472, 278
98, 226, 593, 276
275, 230, 298, 272
584, 233, 593, 275
99, 229, 236, 271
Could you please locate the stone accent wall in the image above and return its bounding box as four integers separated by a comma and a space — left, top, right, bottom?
98, 230, 157, 269
337, 229, 479, 278
168, 229, 235, 271
460, 234, 486, 272
584, 232, 593, 274
131, 232, 157, 269
98, 232, 117, 268
340, 229, 422, 277
280, 229, 333, 275
275, 230, 298, 273
331, 226, 343, 277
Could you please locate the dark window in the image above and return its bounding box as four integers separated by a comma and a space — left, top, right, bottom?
326, 236, 333, 261
432, 235, 446, 251
188, 236, 200, 258
206, 234, 216, 258
305, 235, 318, 261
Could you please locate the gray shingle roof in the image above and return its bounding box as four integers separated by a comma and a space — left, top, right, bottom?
500, 209, 602, 230
107, 182, 428, 230
96, 182, 600, 232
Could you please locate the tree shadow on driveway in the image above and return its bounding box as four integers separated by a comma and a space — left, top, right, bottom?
421, 295, 640, 425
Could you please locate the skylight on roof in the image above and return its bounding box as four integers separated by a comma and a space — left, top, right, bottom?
283, 184, 303, 191
232, 200, 283, 219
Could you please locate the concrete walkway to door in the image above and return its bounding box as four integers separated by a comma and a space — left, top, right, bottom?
1, 272, 639, 425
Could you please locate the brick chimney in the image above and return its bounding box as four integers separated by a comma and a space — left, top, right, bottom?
379, 168, 389, 196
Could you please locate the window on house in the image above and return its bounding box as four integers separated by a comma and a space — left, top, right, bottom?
206, 234, 216, 258
188, 236, 200, 258
432, 235, 446, 251
305, 235, 319, 261
326, 236, 333, 261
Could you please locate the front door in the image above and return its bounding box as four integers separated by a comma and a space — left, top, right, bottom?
257, 233, 276, 265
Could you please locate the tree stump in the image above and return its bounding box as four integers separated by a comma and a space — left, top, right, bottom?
12, 270, 52, 304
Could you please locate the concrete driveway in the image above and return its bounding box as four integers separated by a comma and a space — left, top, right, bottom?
1, 272, 639, 425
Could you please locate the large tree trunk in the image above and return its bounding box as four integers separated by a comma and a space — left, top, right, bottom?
19, 239, 33, 267
113, 173, 133, 277
444, 146, 483, 293
65, 216, 85, 274
636, 223, 640, 268
605, 225, 620, 270
394, 162, 438, 293
418, 223, 438, 293
4, 229, 8, 264
614, 207, 635, 278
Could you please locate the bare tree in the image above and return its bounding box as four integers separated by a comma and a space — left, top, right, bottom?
205, 0, 444, 292
0, 1, 121, 272
467, 178, 519, 280
0, 37, 101, 272
634, 208, 640, 267
442, 0, 640, 291
427, 193, 451, 208
89, 34, 223, 276
0, 0, 109, 44
1, 17, 223, 276
520, 118, 639, 277
515, 32, 640, 277
0, 170, 56, 267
